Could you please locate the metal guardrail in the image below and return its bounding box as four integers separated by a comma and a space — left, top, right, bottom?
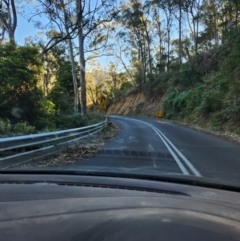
0, 120, 107, 169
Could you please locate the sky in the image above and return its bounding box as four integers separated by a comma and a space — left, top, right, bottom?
13, 0, 192, 72
16, 16, 38, 45
14, 13, 123, 71
13, 0, 124, 72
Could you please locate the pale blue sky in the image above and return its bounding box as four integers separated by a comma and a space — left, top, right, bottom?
15, 16, 38, 44
14, 14, 119, 71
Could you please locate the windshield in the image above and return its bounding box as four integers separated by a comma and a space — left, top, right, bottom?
1, 0, 240, 187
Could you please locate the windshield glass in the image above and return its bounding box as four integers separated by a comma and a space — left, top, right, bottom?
1, 0, 240, 187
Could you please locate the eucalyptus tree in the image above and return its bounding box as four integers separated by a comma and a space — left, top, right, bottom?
184, 0, 201, 56
117, 0, 151, 86
28, 0, 79, 112
148, 0, 183, 65
107, 33, 135, 82
75, 0, 119, 115
200, 0, 222, 45
147, 0, 174, 71
0, 0, 17, 41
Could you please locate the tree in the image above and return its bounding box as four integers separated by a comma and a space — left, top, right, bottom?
200, 0, 222, 46
28, 0, 80, 112
107, 27, 135, 81
117, 0, 150, 86
148, 0, 174, 71
185, 0, 201, 56
76, 0, 118, 116
44, 43, 80, 115
0, 41, 54, 126
62, 0, 79, 112
0, 0, 17, 40
86, 61, 110, 105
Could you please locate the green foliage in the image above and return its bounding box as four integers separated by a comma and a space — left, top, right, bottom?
219, 99, 240, 123
55, 114, 104, 129
199, 91, 222, 113
161, 26, 240, 132
0, 118, 12, 135
55, 59, 77, 98
87, 113, 105, 125
133, 71, 143, 86
0, 118, 35, 135
12, 122, 35, 135
0, 41, 46, 126
120, 81, 134, 91
171, 63, 202, 89
48, 85, 73, 114
0, 41, 104, 134
114, 81, 135, 99
34, 118, 57, 132
143, 73, 168, 99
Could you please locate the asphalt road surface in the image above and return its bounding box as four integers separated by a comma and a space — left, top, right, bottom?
70, 115, 240, 184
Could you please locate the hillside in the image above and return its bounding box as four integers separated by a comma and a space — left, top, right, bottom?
107, 89, 163, 116
107, 28, 240, 137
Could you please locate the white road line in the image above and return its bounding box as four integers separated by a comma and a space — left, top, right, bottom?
112, 116, 201, 177
154, 126, 202, 177
150, 125, 190, 175
113, 117, 189, 175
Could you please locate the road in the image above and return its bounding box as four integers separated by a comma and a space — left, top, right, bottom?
70, 115, 240, 184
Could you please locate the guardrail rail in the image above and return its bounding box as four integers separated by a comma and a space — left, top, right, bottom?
0, 120, 107, 169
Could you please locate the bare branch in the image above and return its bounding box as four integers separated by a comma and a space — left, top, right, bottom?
27, 11, 49, 22
86, 53, 114, 62
83, 10, 119, 39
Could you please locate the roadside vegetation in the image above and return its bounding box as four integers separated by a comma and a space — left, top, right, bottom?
161, 28, 240, 135
0, 41, 104, 136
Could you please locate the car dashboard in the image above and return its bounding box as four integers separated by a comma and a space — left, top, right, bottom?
0, 173, 240, 241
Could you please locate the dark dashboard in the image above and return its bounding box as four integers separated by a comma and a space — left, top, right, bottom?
1, 173, 240, 241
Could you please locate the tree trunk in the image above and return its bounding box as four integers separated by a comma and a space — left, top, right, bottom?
236, 8, 238, 27
167, 26, 170, 71
178, 3, 182, 65
214, 3, 219, 45
147, 36, 152, 75
142, 20, 152, 75
68, 38, 78, 113
8, 29, 15, 40
0, 0, 16, 41
142, 38, 146, 84
77, 0, 87, 116
63, 6, 78, 113
78, 29, 87, 116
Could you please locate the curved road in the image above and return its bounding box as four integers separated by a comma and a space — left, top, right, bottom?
71, 116, 240, 184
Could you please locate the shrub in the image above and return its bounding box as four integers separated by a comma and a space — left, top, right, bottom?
143, 73, 168, 99
163, 92, 178, 117
55, 113, 104, 129
12, 122, 35, 135
0, 118, 11, 134
163, 83, 206, 118
177, 63, 202, 88
185, 85, 206, 111
34, 118, 56, 131
200, 91, 222, 113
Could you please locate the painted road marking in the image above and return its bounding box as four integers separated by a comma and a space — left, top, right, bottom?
112, 116, 201, 177
132, 119, 189, 175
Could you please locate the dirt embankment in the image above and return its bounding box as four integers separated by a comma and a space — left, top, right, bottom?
107, 89, 164, 116
106, 90, 240, 144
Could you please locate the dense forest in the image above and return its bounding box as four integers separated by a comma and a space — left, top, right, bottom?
0, 0, 240, 135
